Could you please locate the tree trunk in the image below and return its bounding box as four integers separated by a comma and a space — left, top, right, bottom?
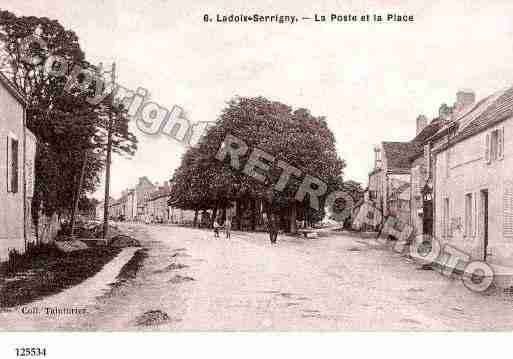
250, 199, 256, 231
290, 202, 297, 234
235, 200, 242, 230
193, 209, 199, 227
71, 151, 88, 238
211, 207, 218, 228
221, 207, 227, 223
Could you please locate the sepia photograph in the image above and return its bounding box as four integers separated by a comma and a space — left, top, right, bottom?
1, 0, 513, 356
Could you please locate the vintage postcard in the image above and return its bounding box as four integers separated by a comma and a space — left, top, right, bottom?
1, 0, 513, 352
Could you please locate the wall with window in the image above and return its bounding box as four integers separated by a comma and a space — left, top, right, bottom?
434, 117, 513, 266
0, 82, 26, 261
368, 170, 384, 208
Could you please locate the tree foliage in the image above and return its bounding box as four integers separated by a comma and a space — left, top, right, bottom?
169, 96, 346, 225
0, 10, 137, 216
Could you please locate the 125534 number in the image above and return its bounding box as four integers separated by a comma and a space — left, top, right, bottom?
15, 348, 47, 357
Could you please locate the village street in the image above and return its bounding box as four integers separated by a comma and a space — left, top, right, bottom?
2, 224, 513, 331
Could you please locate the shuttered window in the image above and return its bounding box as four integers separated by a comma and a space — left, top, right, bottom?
6, 135, 19, 193
474, 193, 478, 237
485, 133, 491, 163
499, 126, 505, 160
486, 127, 504, 163
491, 130, 499, 161
504, 182, 513, 239
445, 151, 450, 178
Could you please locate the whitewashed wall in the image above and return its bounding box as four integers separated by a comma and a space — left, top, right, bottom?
434, 117, 513, 266
0, 82, 25, 261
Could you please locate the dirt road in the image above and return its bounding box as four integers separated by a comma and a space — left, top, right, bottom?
3, 224, 513, 330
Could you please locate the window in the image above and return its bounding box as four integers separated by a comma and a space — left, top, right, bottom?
465, 193, 473, 237
491, 130, 499, 160
6, 136, 19, 193
445, 150, 450, 178
486, 127, 504, 163
474, 193, 478, 237
374, 148, 382, 169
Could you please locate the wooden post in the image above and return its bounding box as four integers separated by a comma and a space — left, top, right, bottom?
71, 150, 88, 238
103, 62, 116, 239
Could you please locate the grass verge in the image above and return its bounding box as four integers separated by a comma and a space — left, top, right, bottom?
0, 244, 122, 309
112, 248, 148, 286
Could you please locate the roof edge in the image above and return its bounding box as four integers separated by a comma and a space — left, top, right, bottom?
0, 71, 28, 106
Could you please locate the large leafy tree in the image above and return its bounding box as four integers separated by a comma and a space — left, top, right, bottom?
0, 10, 137, 218
169, 96, 346, 231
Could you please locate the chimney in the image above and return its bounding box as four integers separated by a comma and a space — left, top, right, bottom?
454, 90, 475, 113
416, 115, 428, 135
438, 103, 452, 122
374, 145, 382, 169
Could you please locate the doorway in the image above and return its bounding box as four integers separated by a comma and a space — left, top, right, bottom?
423, 198, 433, 235
480, 189, 489, 261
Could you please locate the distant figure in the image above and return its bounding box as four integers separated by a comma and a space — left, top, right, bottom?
225, 217, 232, 239
213, 219, 220, 238
266, 212, 278, 244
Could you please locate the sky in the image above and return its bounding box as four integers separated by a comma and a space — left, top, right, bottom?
4, 0, 513, 199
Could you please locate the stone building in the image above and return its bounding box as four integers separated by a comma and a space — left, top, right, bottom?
431, 87, 513, 270
147, 181, 172, 223
134, 176, 155, 221
368, 141, 421, 225
408, 114, 445, 236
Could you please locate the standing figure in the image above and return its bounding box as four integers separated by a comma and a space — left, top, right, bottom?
213, 218, 220, 238
263, 185, 279, 245
266, 211, 278, 244
225, 216, 232, 239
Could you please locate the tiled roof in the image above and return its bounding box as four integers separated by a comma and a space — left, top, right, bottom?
409, 118, 444, 160
0, 71, 27, 106
454, 89, 506, 131
412, 118, 444, 143
382, 141, 422, 170
455, 86, 513, 141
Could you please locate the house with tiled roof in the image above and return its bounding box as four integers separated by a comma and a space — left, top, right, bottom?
366, 107, 447, 235
430, 85, 513, 272
368, 124, 425, 225
408, 113, 446, 237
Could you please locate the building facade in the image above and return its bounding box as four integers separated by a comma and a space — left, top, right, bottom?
432, 87, 513, 268
368, 141, 420, 225
135, 176, 155, 221
0, 73, 36, 261
147, 181, 172, 223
